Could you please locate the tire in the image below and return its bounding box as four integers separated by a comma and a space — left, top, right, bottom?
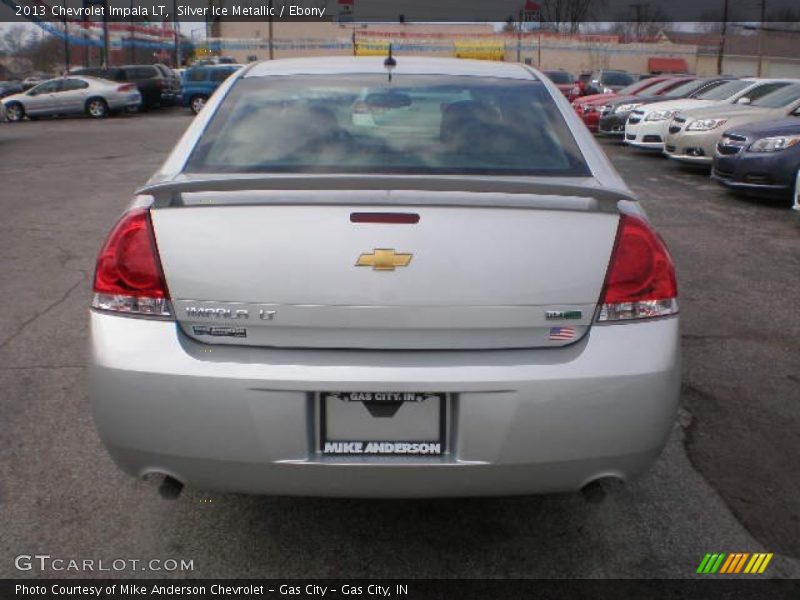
190, 95, 208, 115
5, 102, 25, 122
86, 97, 109, 119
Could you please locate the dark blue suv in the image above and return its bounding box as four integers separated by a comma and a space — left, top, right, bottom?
181, 64, 242, 114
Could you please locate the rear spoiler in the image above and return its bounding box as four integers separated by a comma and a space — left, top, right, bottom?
138, 174, 635, 213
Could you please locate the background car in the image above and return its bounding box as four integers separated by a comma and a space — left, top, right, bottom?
567, 72, 591, 101
795, 169, 800, 211
625, 78, 798, 151
541, 69, 574, 96
583, 69, 637, 96
72, 64, 174, 109
21, 75, 46, 90
153, 64, 182, 105
711, 117, 800, 202
2, 76, 141, 121
181, 64, 242, 114
0, 81, 24, 99
664, 82, 800, 167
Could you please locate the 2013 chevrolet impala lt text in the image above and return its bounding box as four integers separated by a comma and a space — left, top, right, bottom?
88, 57, 680, 498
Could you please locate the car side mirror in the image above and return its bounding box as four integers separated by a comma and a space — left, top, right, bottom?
736, 97, 751, 105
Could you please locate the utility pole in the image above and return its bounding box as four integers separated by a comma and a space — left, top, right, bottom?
537, 13, 542, 67
516, 10, 522, 63
756, 0, 766, 77
62, 0, 70, 74
173, 0, 181, 66
129, 0, 135, 63
268, 0, 274, 59
102, 6, 110, 67
716, 0, 728, 74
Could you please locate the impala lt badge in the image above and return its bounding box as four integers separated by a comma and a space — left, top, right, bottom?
356, 249, 413, 271
186, 306, 249, 319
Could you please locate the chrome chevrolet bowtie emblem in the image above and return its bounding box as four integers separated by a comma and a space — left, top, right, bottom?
355, 249, 413, 271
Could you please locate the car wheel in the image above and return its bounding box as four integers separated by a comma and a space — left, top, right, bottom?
793, 169, 800, 212
5, 102, 25, 122
190, 95, 208, 114
86, 98, 109, 119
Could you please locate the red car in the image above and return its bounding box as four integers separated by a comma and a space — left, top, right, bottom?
571, 77, 695, 132
542, 69, 575, 97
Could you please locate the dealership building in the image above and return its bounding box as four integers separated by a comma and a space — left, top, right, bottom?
209, 21, 800, 78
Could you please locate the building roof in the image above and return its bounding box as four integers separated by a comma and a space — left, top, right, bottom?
245, 56, 536, 79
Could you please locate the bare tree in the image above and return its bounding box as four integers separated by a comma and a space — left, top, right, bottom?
536, 0, 600, 35
0, 25, 32, 58
609, 5, 669, 42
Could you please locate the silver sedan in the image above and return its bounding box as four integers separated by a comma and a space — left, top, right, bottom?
3, 75, 141, 121
88, 57, 680, 498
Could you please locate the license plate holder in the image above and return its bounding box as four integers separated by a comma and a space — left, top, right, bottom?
320, 392, 446, 456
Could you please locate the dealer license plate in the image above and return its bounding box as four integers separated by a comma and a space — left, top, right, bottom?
320, 392, 446, 456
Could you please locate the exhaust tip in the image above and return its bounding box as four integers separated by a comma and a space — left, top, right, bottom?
157, 475, 184, 500
580, 476, 624, 504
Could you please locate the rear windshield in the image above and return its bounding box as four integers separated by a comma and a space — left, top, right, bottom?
663, 79, 711, 98
622, 78, 660, 95
601, 72, 635, 86
750, 83, 800, 108
125, 67, 157, 79
544, 71, 572, 84
644, 78, 689, 95
696, 79, 749, 100
186, 74, 590, 177
210, 68, 237, 82
186, 69, 208, 82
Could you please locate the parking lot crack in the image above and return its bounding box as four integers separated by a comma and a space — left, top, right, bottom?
0, 276, 85, 352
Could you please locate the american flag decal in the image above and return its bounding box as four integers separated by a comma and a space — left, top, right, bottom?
549, 326, 576, 341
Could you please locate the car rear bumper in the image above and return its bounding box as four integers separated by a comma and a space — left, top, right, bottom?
88, 311, 681, 497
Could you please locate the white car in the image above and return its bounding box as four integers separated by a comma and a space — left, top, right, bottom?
794, 169, 800, 211
3, 76, 141, 121
625, 78, 798, 151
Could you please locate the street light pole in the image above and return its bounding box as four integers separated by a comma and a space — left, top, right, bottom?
62, 0, 70, 74
716, 0, 728, 74
173, 0, 181, 66
268, 0, 274, 59
756, 0, 766, 77
129, 0, 135, 63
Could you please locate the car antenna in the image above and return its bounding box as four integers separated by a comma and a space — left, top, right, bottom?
384, 44, 397, 82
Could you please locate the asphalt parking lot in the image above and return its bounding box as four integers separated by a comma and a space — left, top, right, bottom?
0, 110, 798, 579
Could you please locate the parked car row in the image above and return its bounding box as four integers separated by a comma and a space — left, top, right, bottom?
570, 72, 800, 205
1, 63, 243, 121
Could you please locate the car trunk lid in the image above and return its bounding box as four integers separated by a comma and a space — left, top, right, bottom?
145, 177, 627, 350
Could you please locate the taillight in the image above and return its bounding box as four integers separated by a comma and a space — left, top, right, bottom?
117, 83, 136, 92
92, 208, 171, 317
597, 214, 678, 322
